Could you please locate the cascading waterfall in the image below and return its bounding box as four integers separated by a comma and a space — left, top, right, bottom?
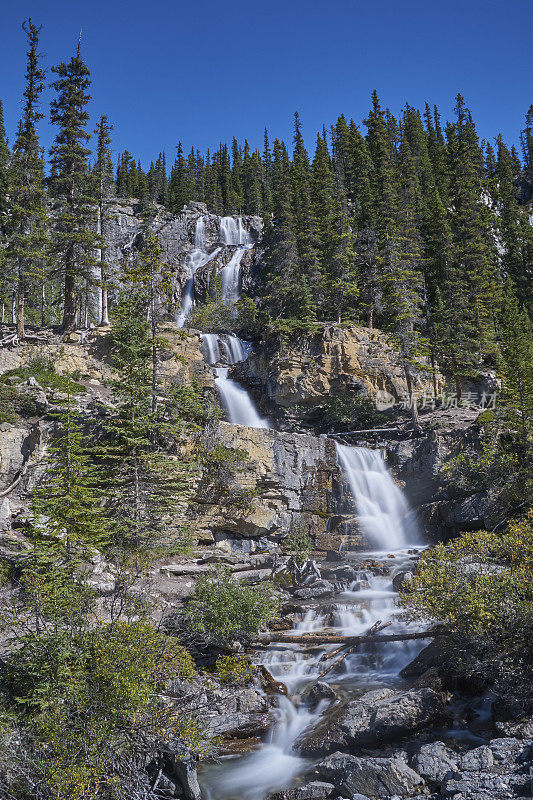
201, 333, 269, 429
335, 443, 420, 549
189, 215, 269, 429
176, 217, 221, 328
219, 218, 253, 305
220, 216, 252, 246
199, 442, 427, 800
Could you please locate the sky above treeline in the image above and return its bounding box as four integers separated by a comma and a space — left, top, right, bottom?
1, 0, 532, 168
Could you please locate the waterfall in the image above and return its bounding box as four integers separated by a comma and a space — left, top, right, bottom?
176, 217, 221, 328
335, 443, 419, 550
220, 216, 252, 246
215, 368, 269, 428
220, 247, 247, 304
201, 333, 269, 429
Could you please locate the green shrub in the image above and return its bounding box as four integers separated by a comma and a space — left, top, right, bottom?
0, 384, 41, 422
1, 353, 85, 395
186, 566, 279, 641
283, 518, 313, 565
216, 653, 257, 685
401, 510, 533, 645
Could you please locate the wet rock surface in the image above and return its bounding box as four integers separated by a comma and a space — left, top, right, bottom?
297, 687, 447, 756
312, 751, 425, 797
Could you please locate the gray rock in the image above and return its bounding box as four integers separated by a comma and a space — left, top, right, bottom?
411, 740, 458, 785
441, 770, 512, 797
303, 682, 337, 705
392, 570, 414, 593
164, 749, 201, 800
489, 737, 523, 762
314, 752, 425, 798
297, 687, 447, 756
268, 781, 335, 800
293, 580, 335, 600
460, 745, 494, 771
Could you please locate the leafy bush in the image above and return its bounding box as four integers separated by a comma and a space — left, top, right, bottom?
199, 435, 256, 508
186, 566, 279, 641
216, 653, 257, 685
0, 384, 41, 422
401, 510, 533, 645
283, 518, 313, 565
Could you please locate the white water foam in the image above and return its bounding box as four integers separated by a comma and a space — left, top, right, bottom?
336, 443, 420, 549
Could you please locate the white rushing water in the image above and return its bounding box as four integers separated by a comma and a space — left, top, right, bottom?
220, 216, 252, 246
219, 217, 253, 304
335, 443, 420, 549
176, 217, 221, 328
199, 441, 426, 800
202, 696, 326, 800
201, 333, 270, 429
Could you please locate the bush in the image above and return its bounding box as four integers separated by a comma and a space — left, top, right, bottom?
0, 384, 41, 422
186, 566, 279, 641
401, 510, 533, 644
283, 518, 313, 565
216, 653, 257, 685
1, 350, 85, 395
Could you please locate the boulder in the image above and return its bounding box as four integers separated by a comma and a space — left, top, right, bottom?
293, 580, 335, 600
410, 740, 458, 786
302, 682, 337, 705
314, 752, 425, 798
297, 687, 447, 756
267, 781, 335, 800
460, 744, 494, 771
392, 570, 414, 593
163, 748, 201, 800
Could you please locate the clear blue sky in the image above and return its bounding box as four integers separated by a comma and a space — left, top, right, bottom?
1, 0, 532, 168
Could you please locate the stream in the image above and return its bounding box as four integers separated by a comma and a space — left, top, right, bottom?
175, 214, 479, 800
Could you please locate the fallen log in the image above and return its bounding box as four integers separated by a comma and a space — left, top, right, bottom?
255, 629, 447, 646
316, 621, 391, 681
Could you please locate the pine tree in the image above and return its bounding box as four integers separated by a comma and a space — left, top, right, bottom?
32, 401, 109, 556
498, 282, 533, 452
167, 142, 191, 212
93, 115, 114, 325
5, 20, 47, 338
0, 99, 9, 235
97, 291, 187, 553
49, 40, 98, 331
520, 105, 533, 188
291, 112, 321, 307
261, 139, 305, 321
311, 132, 357, 320
446, 95, 500, 363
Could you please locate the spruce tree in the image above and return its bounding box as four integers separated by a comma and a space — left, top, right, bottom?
5, 20, 47, 338
291, 112, 321, 307
167, 142, 191, 212
49, 40, 98, 331
446, 95, 500, 364
93, 115, 114, 325
498, 282, 533, 454
32, 401, 109, 556
0, 99, 9, 236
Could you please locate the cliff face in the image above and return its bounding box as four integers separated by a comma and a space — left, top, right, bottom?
190, 422, 362, 553
234, 323, 442, 417
101, 200, 262, 317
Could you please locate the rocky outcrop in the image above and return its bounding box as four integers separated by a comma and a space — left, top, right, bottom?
313, 752, 425, 798
296, 687, 447, 756
234, 324, 441, 414
101, 200, 262, 317
189, 423, 361, 551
